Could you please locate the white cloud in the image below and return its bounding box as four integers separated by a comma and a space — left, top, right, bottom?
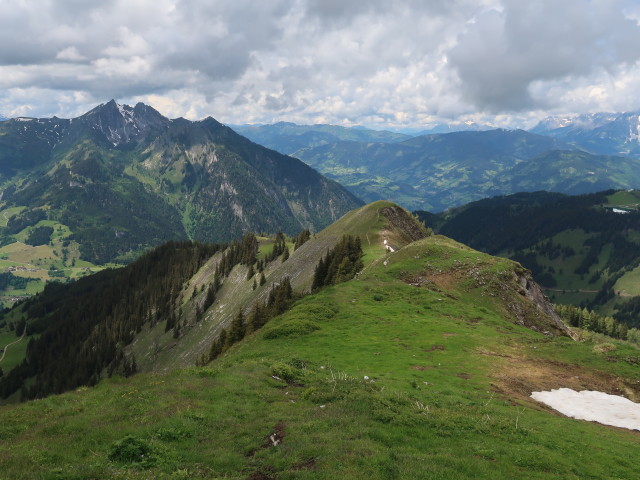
0, 0, 639, 128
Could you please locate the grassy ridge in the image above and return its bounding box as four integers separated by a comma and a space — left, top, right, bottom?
1, 229, 639, 478
424, 190, 640, 321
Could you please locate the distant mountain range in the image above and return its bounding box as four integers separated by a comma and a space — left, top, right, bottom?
0, 101, 361, 264
233, 119, 640, 211
408, 121, 495, 136
233, 121, 410, 153
294, 129, 640, 211
531, 111, 640, 157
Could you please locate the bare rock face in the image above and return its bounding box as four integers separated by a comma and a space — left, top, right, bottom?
79, 100, 170, 146
381, 206, 429, 243
514, 270, 574, 338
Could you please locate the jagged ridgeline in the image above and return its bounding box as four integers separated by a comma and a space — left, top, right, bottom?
0, 101, 361, 264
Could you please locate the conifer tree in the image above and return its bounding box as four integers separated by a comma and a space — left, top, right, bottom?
228, 309, 246, 345
203, 285, 216, 311
294, 229, 311, 250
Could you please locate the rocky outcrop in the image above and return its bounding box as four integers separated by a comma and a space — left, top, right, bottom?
513, 270, 575, 338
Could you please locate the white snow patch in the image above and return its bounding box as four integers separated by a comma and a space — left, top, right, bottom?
531, 388, 640, 430
612, 208, 630, 214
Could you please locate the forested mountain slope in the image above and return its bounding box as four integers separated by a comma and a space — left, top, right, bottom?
0, 101, 361, 264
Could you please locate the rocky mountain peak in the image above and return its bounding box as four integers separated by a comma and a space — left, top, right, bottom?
79, 99, 170, 146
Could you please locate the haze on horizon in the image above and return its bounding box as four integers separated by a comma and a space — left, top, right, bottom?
2, 0, 640, 130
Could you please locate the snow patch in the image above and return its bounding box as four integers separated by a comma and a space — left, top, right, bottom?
116, 102, 135, 125
531, 388, 640, 430
612, 208, 630, 214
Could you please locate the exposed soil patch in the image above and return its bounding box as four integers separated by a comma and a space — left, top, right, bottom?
456, 373, 473, 380
411, 365, 435, 371
423, 345, 446, 352
247, 422, 286, 457
291, 458, 317, 471
486, 347, 640, 409
381, 206, 428, 243
442, 333, 457, 338
402, 271, 458, 291
247, 470, 275, 480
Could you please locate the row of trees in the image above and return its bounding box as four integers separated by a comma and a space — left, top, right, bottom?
554, 304, 640, 344
312, 235, 364, 290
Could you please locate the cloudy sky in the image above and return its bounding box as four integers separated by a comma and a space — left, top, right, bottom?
1, 0, 640, 129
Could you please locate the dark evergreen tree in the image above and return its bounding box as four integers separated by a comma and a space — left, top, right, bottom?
247, 264, 255, 280
227, 310, 246, 346
312, 235, 363, 290
293, 229, 311, 250
203, 285, 216, 312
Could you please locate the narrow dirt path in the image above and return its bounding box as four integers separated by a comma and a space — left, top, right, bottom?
0, 330, 25, 364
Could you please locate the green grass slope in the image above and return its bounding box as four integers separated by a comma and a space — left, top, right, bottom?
420, 190, 640, 322
131, 201, 429, 372
3, 207, 639, 478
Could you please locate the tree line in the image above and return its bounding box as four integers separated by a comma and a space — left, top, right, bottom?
0, 240, 222, 400
554, 303, 640, 344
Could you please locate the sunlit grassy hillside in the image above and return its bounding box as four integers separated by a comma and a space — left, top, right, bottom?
1, 216, 639, 479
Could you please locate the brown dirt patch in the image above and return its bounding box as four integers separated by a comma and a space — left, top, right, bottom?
423, 345, 446, 352
400, 270, 459, 292
410, 365, 435, 371
381, 206, 428, 243
426, 272, 457, 291
456, 373, 473, 380
247, 471, 275, 480
485, 348, 640, 409
247, 422, 286, 457
442, 333, 458, 338
291, 458, 317, 471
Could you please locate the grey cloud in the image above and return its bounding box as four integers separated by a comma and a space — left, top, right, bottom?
1, 0, 640, 128
448, 0, 640, 112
